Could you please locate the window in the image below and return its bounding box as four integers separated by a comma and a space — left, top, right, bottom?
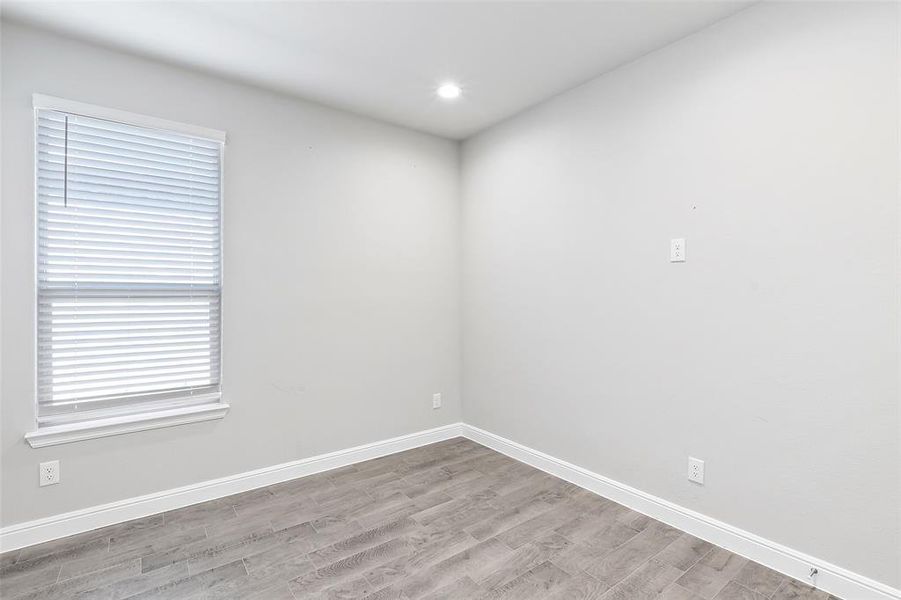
28, 96, 227, 446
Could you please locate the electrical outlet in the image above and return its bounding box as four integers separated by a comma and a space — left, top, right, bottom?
40, 460, 60, 487
688, 457, 704, 484
670, 238, 686, 262
432, 393, 442, 409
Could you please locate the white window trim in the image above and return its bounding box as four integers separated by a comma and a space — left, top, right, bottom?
32, 94, 227, 142
25, 403, 231, 448
28, 94, 228, 447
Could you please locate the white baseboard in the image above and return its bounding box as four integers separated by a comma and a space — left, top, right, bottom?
460, 424, 900, 600
2, 421, 897, 600
0, 422, 464, 553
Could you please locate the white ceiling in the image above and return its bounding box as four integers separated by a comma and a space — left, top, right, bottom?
2, 1, 753, 139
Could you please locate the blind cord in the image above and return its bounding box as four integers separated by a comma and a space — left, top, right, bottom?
63, 114, 69, 208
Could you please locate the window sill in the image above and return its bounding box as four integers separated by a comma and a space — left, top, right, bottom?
25, 403, 230, 448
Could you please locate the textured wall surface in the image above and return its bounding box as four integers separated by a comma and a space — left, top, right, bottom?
1, 22, 461, 526
461, 2, 900, 587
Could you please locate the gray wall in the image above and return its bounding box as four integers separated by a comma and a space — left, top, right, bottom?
1, 22, 461, 526
461, 1, 900, 588
3, 1, 900, 590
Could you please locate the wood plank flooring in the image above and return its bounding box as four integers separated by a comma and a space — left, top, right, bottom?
0, 438, 842, 599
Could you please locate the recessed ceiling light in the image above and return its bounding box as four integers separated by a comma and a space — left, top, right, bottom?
436, 82, 462, 100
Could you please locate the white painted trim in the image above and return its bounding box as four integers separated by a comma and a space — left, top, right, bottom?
29, 97, 226, 446
32, 94, 227, 143
24, 402, 230, 448
460, 424, 901, 600
4, 420, 896, 600
1, 422, 464, 552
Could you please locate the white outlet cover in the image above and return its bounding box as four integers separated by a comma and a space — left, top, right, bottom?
688, 457, 704, 484
40, 460, 60, 486
670, 238, 686, 262
432, 393, 442, 409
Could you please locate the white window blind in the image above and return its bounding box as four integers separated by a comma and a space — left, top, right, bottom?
36, 107, 223, 427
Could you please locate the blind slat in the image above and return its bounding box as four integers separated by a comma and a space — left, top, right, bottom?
36, 107, 223, 427
39, 113, 221, 150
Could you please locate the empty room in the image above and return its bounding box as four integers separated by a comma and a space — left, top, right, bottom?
0, 1, 898, 599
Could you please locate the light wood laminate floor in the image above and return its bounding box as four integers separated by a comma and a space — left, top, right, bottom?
0, 438, 842, 600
